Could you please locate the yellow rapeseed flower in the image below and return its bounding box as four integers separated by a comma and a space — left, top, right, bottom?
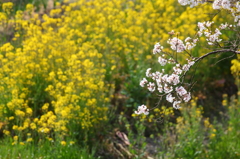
61, 141, 66, 146
2, 2, 13, 13
210, 133, 216, 139
27, 138, 33, 142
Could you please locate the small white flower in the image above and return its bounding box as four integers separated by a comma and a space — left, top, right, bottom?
185, 37, 191, 42
164, 84, 173, 93
153, 43, 163, 54
182, 92, 191, 102
147, 82, 155, 92
213, 0, 222, 10
168, 37, 186, 53
185, 42, 196, 50
146, 68, 152, 77
158, 56, 167, 66
135, 105, 149, 115
140, 78, 148, 87
167, 74, 180, 85
176, 86, 187, 96
166, 93, 175, 103
198, 22, 206, 32
173, 101, 181, 109
188, 61, 195, 66
206, 21, 214, 27
182, 64, 190, 71
157, 85, 164, 93
173, 66, 183, 75
161, 74, 168, 82
219, 23, 229, 29
221, 0, 231, 10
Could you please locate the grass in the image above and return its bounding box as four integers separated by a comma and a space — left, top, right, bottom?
0, 138, 97, 159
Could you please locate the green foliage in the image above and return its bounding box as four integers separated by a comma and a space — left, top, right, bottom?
0, 138, 96, 159
155, 92, 240, 159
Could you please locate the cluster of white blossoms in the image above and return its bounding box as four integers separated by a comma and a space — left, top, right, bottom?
135, 38, 197, 114
153, 42, 164, 54
134, 0, 239, 115
197, 21, 234, 45
178, 0, 240, 26
178, 0, 203, 8
212, 0, 240, 26
167, 37, 186, 53
135, 105, 149, 115
167, 36, 198, 53
136, 40, 196, 114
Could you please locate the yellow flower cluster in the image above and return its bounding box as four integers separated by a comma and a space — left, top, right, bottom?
1, 2, 13, 14
231, 54, 240, 84
0, 1, 111, 140
176, 97, 215, 139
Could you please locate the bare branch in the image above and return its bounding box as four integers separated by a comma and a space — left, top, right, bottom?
213, 53, 236, 66
195, 49, 240, 63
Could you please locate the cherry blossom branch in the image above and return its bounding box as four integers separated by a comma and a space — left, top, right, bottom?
134, 0, 240, 115
195, 49, 240, 63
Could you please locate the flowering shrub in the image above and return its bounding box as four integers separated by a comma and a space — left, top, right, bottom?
0, 2, 111, 143
136, 0, 240, 114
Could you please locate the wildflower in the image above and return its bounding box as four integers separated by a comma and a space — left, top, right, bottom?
30, 123, 36, 130
26, 108, 33, 116
3, 130, 10, 136
27, 138, 33, 142
13, 136, 18, 141
12, 125, 18, 130
210, 133, 216, 139
2, 2, 13, 13
15, 110, 25, 118
61, 141, 67, 146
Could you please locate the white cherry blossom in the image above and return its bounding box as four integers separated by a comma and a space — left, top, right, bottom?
135, 105, 149, 115
153, 42, 163, 54
146, 68, 152, 77
166, 93, 175, 103
173, 101, 181, 109
176, 86, 187, 96
158, 56, 167, 66
140, 78, 148, 87
147, 82, 155, 92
